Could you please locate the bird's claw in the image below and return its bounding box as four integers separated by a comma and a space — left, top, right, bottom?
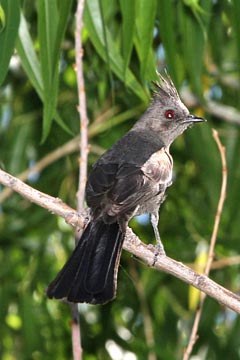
152, 245, 166, 266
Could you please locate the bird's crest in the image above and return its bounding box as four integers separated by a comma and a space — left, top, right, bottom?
152, 71, 180, 103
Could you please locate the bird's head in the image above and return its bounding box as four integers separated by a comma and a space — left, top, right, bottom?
135, 72, 206, 146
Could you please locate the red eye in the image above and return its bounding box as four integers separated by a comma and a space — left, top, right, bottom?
165, 109, 175, 119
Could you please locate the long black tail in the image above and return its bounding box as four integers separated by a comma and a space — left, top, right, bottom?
46, 220, 123, 304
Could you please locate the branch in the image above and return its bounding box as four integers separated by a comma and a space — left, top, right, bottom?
0, 167, 240, 314
75, 0, 89, 213
183, 129, 227, 360
0, 136, 104, 205
0, 168, 85, 227
70, 0, 88, 358
0, 136, 79, 204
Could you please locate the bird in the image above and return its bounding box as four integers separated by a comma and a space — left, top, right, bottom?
46, 73, 206, 304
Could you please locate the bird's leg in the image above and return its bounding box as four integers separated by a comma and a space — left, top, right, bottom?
150, 212, 166, 261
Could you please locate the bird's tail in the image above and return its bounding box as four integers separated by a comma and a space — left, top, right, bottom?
46, 220, 123, 304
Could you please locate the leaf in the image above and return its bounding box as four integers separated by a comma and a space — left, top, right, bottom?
37, 0, 73, 141
84, 0, 147, 102
0, 2, 6, 32
232, 0, 240, 70
183, 0, 206, 14
16, 13, 43, 98
38, 0, 59, 141
178, 0, 212, 96
135, 0, 157, 80
0, 0, 20, 85
158, 0, 182, 87
52, 0, 73, 72
119, 0, 136, 80
16, 10, 72, 138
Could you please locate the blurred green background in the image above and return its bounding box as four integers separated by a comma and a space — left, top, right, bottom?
0, 0, 240, 359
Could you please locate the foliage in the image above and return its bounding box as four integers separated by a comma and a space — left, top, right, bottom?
0, 0, 240, 359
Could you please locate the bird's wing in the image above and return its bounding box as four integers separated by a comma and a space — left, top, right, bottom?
86, 163, 144, 218
86, 148, 172, 221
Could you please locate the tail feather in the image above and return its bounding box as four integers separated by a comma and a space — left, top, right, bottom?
46, 221, 123, 304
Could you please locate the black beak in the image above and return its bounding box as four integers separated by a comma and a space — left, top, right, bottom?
183, 114, 207, 124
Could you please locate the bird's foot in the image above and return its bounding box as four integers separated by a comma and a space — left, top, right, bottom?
147, 243, 166, 266
153, 243, 166, 265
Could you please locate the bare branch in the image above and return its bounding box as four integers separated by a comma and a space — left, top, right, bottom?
0, 168, 85, 228
0, 138, 104, 205
69, 0, 89, 357
0, 136, 79, 204
75, 0, 89, 213
0, 168, 240, 314
183, 129, 228, 360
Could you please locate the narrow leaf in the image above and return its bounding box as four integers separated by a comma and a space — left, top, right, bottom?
16, 12, 72, 138
38, 0, 59, 141
178, 0, 212, 95
119, 0, 136, 80
0, 2, 6, 32
135, 0, 157, 80
16, 13, 43, 98
158, 0, 182, 86
52, 0, 73, 71
232, 0, 240, 73
0, 0, 20, 85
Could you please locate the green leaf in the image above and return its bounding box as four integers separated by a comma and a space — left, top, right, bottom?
158, 0, 182, 87
134, 33, 158, 82
232, 0, 240, 71
119, 0, 136, 80
16, 11, 72, 138
52, 0, 73, 72
0, 0, 20, 85
183, 0, 206, 14
0, 2, 6, 32
84, 0, 147, 102
37, 0, 73, 141
135, 0, 157, 80
38, 0, 59, 141
178, 0, 212, 95
16, 13, 43, 98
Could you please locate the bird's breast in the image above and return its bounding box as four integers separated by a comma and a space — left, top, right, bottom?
141, 147, 173, 187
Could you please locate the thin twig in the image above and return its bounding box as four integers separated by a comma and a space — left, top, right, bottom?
183, 129, 227, 360
0, 168, 240, 313
71, 304, 82, 360
75, 0, 89, 213
69, 0, 88, 358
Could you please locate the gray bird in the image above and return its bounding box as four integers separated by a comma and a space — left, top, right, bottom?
47, 73, 206, 304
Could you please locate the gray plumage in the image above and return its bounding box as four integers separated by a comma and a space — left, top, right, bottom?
47, 73, 206, 304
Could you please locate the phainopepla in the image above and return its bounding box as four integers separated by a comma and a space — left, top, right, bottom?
47, 73, 206, 304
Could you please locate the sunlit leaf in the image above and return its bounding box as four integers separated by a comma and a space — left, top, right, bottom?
0, 2, 6, 32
